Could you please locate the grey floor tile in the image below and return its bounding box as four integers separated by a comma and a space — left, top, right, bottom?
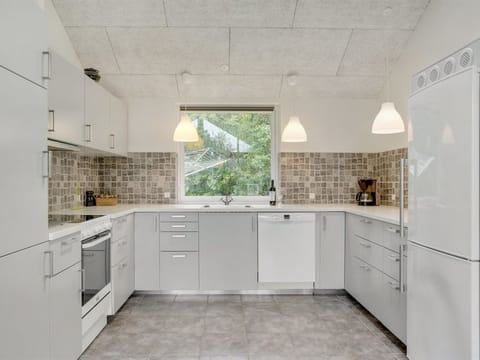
175, 295, 208, 303
157, 316, 205, 335
242, 303, 282, 317
273, 295, 316, 303
208, 295, 242, 303
170, 302, 208, 317
200, 332, 248, 356
241, 295, 274, 303
247, 333, 295, 355
149, 333, 202, 357
244, 314, 292, 333
142, 294, 176, 304
206, 303, 244, 317
205, 316, 246, 334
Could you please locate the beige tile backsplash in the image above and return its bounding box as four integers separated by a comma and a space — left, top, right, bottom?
49, 148, 407, 211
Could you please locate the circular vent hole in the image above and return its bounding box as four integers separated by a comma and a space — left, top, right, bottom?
460, 49, 473, 67
443, 59, 454, 75
417, 75, 426, 88
429, 67, 439, 82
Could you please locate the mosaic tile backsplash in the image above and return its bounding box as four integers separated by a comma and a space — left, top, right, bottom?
49, 148, 407, 211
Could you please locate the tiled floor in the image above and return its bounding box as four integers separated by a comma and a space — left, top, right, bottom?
81, 294, 407, 360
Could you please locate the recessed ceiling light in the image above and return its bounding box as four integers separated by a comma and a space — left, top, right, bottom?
181, 71, 193, 85
220, 64, 229, 72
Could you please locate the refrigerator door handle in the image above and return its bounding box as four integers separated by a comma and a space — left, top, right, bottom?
400, 158, 407, 239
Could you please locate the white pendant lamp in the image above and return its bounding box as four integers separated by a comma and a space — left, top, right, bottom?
372, 8, 405, 135
173, 113, 199, 142
372, 102, 405, 134
281, 116, 307, 142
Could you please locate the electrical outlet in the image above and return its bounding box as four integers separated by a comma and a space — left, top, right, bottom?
164, 192, 170, 199
391, 194, 396, 201
309, 193, 316, 200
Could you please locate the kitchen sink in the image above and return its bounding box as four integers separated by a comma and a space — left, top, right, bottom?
202, 204, 269, 209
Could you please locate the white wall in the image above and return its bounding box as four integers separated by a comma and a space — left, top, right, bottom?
387, 0, 480, 149
45, 0, 82, 69
127, 97, 390, 153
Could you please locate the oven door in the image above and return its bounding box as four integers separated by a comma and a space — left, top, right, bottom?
81, 231, 111, 309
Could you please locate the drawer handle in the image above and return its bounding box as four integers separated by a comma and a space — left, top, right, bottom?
121, 240, 128, 246
171, 225, 186, 228
388, 281, 400, 290
386, 227, 400, 234
387, 255, 400, 262
359, 264, 371, 271
172, 254, 187, 259
360, 219, 372, 224
171, 215, 186, 218
172, 234, 186, 238
359, 242, 371, 248
121, 262, 128, 269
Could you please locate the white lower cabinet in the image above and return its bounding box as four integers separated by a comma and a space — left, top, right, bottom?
0, 243, 50, 360
50, 262, 82, 360
345, 214, 406, 343
112, 257, 132, 313
316, 212, 345, 290
199, 213, 257, 290
160, 252, 199, 290
134, 213, 160, 290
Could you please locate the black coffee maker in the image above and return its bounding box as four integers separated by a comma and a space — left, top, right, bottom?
356, 179, 377, 206
85, 191, 96, 207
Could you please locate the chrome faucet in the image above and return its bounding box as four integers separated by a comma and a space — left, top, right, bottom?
220, 195, 234, 205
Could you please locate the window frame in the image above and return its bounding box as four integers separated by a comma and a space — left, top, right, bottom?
177, 105, 279, 204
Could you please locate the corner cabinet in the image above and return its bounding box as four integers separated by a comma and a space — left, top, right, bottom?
134, 213, 160, 290
345, 214, 407, 343
48, 51, 85, 146
316, 212, 345, 290
199, 213, 257, 290
85, 77, 110, 152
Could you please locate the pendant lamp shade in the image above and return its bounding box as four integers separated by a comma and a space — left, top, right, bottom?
371, 102, 405, 134
281, 116, 307, 142
173, 114, 199, 142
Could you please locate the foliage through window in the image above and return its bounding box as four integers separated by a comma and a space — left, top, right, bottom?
181, 109, 274, 199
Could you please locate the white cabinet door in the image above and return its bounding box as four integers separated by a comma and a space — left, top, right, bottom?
134, 213, 160, 290
112, 257, 130, 313
48, 52, 85, 145
0, 67, 47, 257
316, 212, 345, 289
109, 94, 128, 155
85, 77, 110, 152
50, 262, 82, 360
0, 243, 50, 360
0, 0, 47, 87
199, 213, 257, 290
382, 275, 406, 343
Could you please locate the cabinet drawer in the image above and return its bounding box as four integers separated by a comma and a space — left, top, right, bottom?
111, 236, 130, 266
160, 232, 198, 251
355, 257, 384, 320
383, 248, 401, 281
348, 215, 383, 245
381, 274, 406, 343
160, 252, 199, 290
353, 234, 383, 270
160, 222, 198, 232
383, 223, 406, 253
160, 213, 198, 222
50, 232, 81, 275
112, 215, 133, 241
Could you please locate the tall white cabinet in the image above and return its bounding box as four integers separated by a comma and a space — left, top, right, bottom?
0, 2, 50, 359
134, 213, 160, 290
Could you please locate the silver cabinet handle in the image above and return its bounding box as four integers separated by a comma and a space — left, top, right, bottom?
44, 251, 53, 278
386, 227, 400, 234
80, 269, 86, 292
322, 215, 327, 231
85, 124, 92, 142
400, 244, 407, 293
171, 215, 186, 218
172, 254, 187, 259
42, 151, 50, 178
359, 241, 371, 248
387, 255, 400, 262
109, 134, 115, 149
400, 158, 407, 239
359, 264, 371, 271
171, 224, 186, 228
360, 218, 372, 224
171, 234, 186, 238
48, 110, 55, 132
42, 51, 51, 80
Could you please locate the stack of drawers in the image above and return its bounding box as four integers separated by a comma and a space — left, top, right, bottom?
159, 213, 199, 290
345, 214, 406, 343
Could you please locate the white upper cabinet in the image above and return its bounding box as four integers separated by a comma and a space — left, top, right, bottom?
0, 0, 47, 88
85, 76, 110, 152
48, 51, 85, 145
109, 94, 128, 156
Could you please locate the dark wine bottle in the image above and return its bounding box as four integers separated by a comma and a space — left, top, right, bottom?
269, 179, 276, 206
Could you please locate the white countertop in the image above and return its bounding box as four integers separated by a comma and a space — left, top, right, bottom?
49, 203, 407, 240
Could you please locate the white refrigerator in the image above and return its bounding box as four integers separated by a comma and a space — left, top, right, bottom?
407, 42, 480, 360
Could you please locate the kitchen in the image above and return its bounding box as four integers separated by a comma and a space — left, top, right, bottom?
1, 0, 479, 359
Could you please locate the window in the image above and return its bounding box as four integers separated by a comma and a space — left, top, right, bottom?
178, 106, 277, 203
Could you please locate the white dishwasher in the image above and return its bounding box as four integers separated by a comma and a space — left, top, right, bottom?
258, 213, 315, 283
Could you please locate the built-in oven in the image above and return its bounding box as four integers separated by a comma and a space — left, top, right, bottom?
81, 229, 111, 314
